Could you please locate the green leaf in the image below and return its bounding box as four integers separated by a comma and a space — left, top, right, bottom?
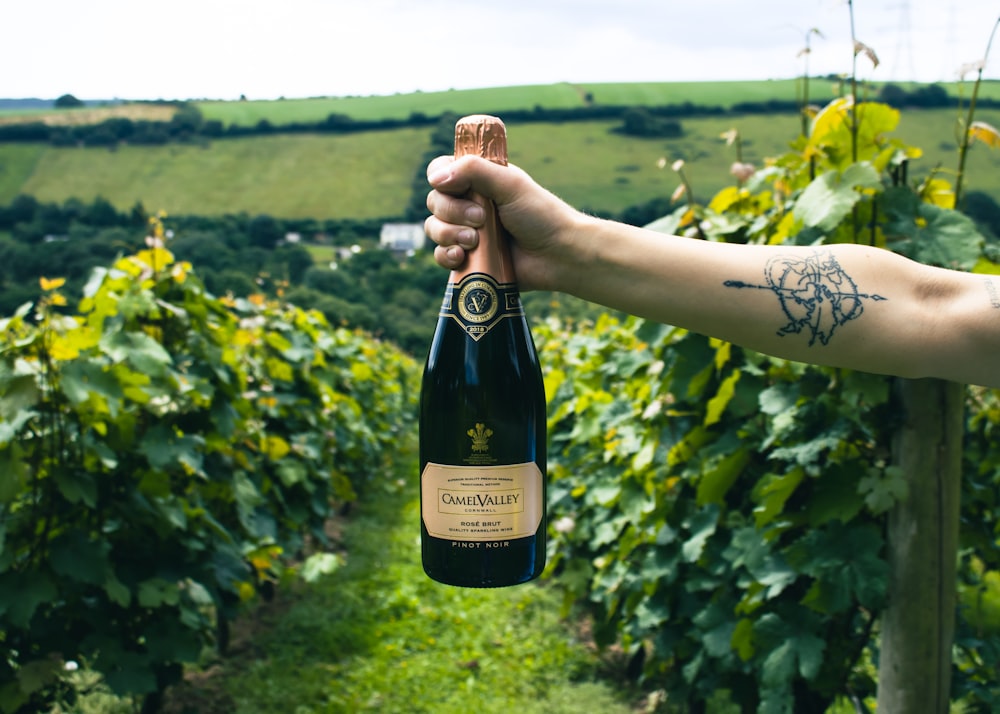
802, 466, 864, 525
277, 460, 308, 487
100, 330, 173, 374
841, 369, 890, 408
682, 506, 719, 562
142, 616, 203, 662
105, 573, 131, 607
725, 526, 796, 598
141, 424, 204, 472
762, 640, 796, 687
704, 369, 741, 426
759, 622, 826, 686
732, 618, 755, 661
590, 483, 621, 507
60, 360, 124, 415
795, 633, 826, 679
54, 469, 98, 508
667, 425, 711, 468
0, 410, 35, 448
857, 464, 908, 513
631, 440, 656, 472
138, 578, 181, 608
881, 187, 985, 269
703, 620, 736, 657
300, 552, 343, 583
49, 533, 109, 585
753, 468, 805, 527
633, 596, 671, 632
592, 516, 628, 548
769, 434, 844, 467
15, 658, 61, 697
0, 446, 29, 503
103, 657, 158, 696
0, 571, 58, 626
794, 164, 881, 232
696, 448, 749, 506
758, 384, 798, 416
0, 369, 40, 421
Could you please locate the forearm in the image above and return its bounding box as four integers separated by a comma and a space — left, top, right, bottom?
425, 156, 998, 387
554, 215, 997, 386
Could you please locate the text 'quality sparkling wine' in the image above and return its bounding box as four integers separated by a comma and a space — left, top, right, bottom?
419, 115, 547, 588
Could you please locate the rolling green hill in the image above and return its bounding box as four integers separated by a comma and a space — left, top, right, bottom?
2, 82, 1000, 221
192, 79, 1000, 125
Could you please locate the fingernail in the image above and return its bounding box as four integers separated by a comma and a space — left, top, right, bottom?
428, 170, 451, 186
457, 228, 477, 248
464, 205, 484, 224
446, 246, 462, 263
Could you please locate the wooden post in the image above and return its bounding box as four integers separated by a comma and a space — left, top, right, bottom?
876, 378, 964, 713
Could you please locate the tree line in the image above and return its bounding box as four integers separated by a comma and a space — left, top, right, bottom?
0, 194, 603, 356
0, 82, 985, 148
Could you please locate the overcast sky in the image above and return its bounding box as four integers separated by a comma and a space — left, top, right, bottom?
4, 0, 998, 101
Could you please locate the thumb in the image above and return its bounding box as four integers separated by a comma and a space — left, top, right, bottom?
428, 155, 514, 203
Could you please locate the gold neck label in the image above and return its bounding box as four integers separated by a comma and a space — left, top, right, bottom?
440, 273, 524, 341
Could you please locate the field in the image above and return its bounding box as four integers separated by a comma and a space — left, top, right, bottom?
3, 102, 1000, 221
192, 79, 1000, 125
0, 102, 178, 126
7, 128, 430, 219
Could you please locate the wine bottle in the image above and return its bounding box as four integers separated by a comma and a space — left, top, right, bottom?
419, 115, 547, 588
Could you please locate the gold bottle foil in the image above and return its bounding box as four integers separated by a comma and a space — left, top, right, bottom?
449, 115, 516, 284
454, 114, 509, 167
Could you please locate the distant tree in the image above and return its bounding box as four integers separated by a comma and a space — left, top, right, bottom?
247, 214, 283, 249
133, 122, 171, 145
878, 83, 908, 107
268, 244, 315, 284
619, 107, 683, 138
169, 105, 203, 138
963, 190, 1000, 239
304, 265, 363, 302
129, 201, 148, 227
0, 195, 39, 229
909, 83, 951, 107
207, 268, 257, 297
82, 197, 121, 227
170, 233, 237, 273
54, 93, 84, 109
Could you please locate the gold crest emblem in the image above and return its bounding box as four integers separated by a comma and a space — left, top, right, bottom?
468, 423, 493, 453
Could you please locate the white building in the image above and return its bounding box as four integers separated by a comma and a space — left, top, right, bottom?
379, 223, 426, 253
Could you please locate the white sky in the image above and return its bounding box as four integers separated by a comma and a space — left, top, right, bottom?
3, 0, 998, 101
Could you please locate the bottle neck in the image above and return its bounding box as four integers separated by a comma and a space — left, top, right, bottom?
448, 193, 515, 284
450, 115, 516, 285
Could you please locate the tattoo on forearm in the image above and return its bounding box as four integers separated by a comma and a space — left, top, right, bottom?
985, 278, 1000, 309
724, 251, 887, 346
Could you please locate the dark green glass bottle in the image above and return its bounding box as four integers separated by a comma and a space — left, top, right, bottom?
419, 115, 546, 588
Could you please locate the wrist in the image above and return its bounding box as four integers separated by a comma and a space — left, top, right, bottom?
545, 212, 603, 296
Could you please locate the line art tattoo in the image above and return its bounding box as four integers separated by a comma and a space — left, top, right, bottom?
724, 251, 887, 346
985, 278, 1000, 309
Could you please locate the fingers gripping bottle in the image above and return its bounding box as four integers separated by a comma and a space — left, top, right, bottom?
419, 115, 547, 587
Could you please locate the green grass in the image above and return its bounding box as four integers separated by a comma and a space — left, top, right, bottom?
3, 100, 1000, 222
197, 445, 642, 714
7, 129, 430, 219
303, 243, 340, 264
197, 84, 589, 125
0, 142, 45, 199
194, 80, 1000, 127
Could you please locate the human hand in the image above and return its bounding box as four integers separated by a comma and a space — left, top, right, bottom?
424, 154, 581, 292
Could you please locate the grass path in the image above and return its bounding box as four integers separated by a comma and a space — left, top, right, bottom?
189, 446, 642, 714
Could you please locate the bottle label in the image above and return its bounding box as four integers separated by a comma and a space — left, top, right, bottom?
421, 461, 544, 542
441, 273, 524, 342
